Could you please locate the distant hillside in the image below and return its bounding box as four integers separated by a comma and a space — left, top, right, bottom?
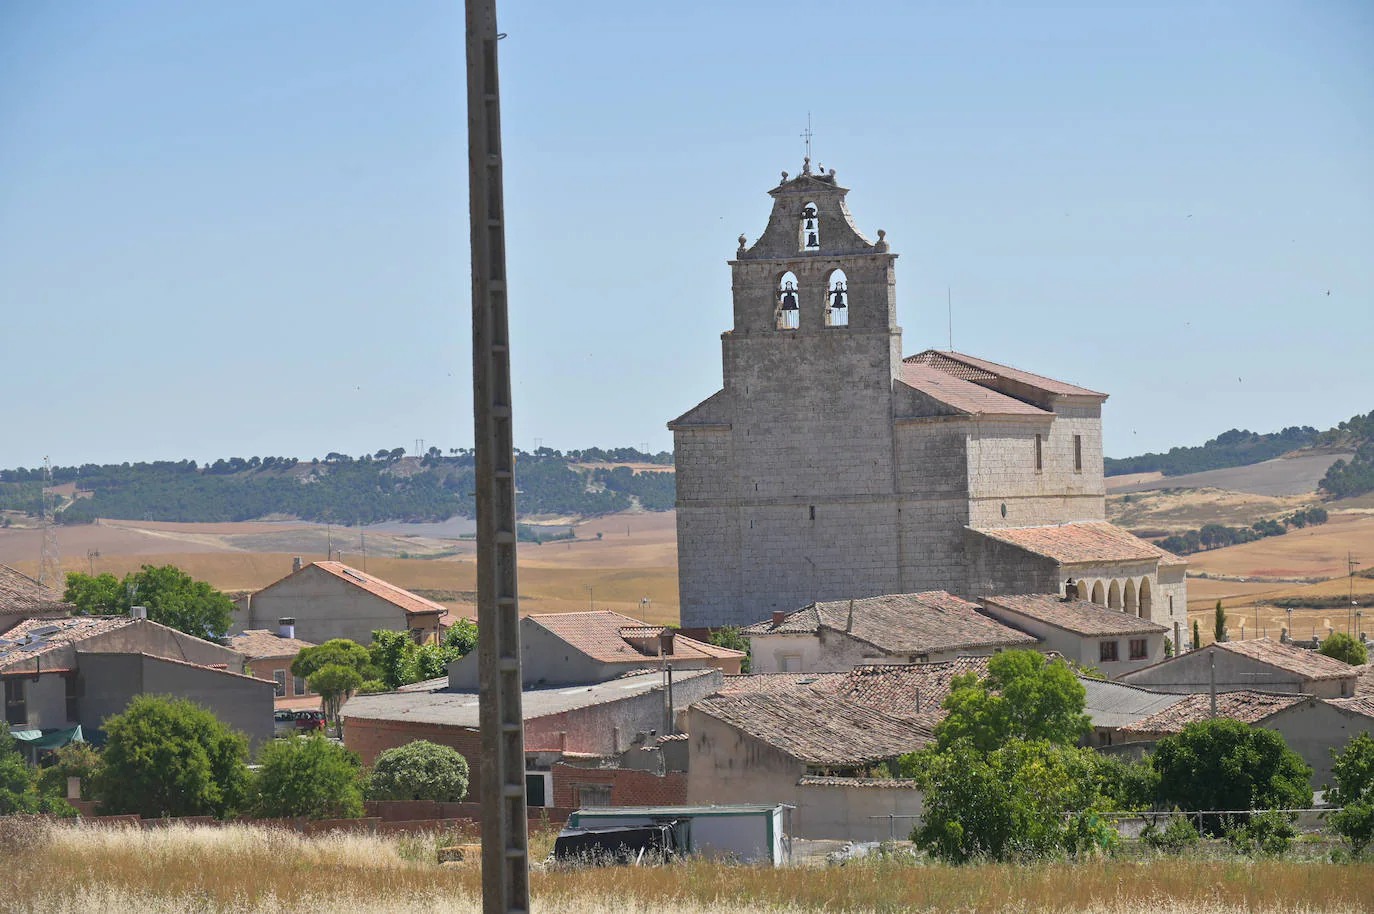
1104, 426, 1319, 478
1318, 411, 1374, 499
0, 447, 675, 526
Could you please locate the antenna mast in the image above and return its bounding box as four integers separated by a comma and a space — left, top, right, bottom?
947, 287, 953, 351
38, 457, 61, 588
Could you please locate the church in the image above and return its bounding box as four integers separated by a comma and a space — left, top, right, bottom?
668, 160, 1188, 649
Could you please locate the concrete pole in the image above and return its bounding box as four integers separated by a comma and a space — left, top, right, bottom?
466, 3, 529, 912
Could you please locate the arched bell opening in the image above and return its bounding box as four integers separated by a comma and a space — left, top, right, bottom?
825, 269, 849, 327
800, 202, 820, 252
775, 271, 800, 331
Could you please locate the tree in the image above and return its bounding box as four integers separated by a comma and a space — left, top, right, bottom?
365, 740, 470, 802
934, 650, 1090, 753
63, 565, 235, 640
444, 618, 478, 658
308, 664, 364, 734
0, 724, 75, 816
252, 735, 364, 819
36, 742, 101, 801
95, 696, 249, 818
1151, 718, 1312, 835
708, 626, 751, 673
1193, 619, 1202, 650
1214, 600, 1226, 643
292, 639, 376, 682
1319, 631, 1368, 666
368, 630, 414, 690
1327, 733, 1374, 853
906, 739, 1119, 863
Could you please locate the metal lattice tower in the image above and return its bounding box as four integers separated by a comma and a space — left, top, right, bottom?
38, 456, 61, 588
466, 2, 529, 912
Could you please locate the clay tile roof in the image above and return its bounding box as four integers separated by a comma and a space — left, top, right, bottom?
530, 610, 743, 664
720, 671, 851, 695
1119, 691, 1309, 738
1214, 638, 1358, 682
972, 522, 1180, 566
905, 350, 1107, 400
0, 565, 73, 620
741, 591, 1039, 655
1353, 664, 1374, 697
310, 562, 445, 617
1327, 696, 1374, 719
693, 691, 934, 766
0, 616, 136, 671
796, 776, 919, 789
982, 594, 1168, 636
228, 629, 316, 661
900, 364, 1052, 417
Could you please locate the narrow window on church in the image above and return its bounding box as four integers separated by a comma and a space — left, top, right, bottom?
826, 269, 848, 327
776, 272, 800, 330
800, 203, 820, 251
1035, 434, 1043, 471
1073, 435, 1083, 472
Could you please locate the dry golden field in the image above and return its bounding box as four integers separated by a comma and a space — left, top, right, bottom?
1107, 488, 1312, 534
5, 820, 1373, 914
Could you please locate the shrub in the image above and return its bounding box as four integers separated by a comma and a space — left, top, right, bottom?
1319, 631, 1368, 666
94, 696, 249, 818
252, 735, 364, 819
1327, 732, 1374, 853
0, 724, 76, 817
1226, 809, 1296, 857
365, 740, 469, 802
1141, 814, 1201, 853
1329, 801, 1374, 855
36, 742, 101, 801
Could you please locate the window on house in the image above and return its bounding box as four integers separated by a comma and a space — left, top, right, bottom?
779, 654, 802, 672
272, 670, 286, 698
294, 676, 307, 696
4, 679, 26, 727
1074, 435, 1083, 472
1129, 639, 1148, 660
410, 628, 425, 645
575, 784, 612, 808
65, 676, 80, 722
1035, 434, 1043, 471
1099, 641, 1119, 663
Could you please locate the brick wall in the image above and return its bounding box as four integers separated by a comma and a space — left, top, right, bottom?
551, 763, 686, 809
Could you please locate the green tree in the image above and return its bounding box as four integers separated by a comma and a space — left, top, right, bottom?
907, 739, 1119, 863
368, 630, 414, 690
95, 696, 249, 818
252, 735, 364, 819
1193, 619, 1202, 650
365, 740, 470, 802
1319, 631, 1368, 666
308, 664, 364, 734
36, 742, 101, 801
443, 618, 478, 658
934, 650, 1090, 753
1214, 600, 1226, 643
1151, 718, 1312, 835
708, 626, 751, 673
63, 565, 235, 640
292, 638, 376, 682
0, 724, 76, 816
1327, 732, 1374, 853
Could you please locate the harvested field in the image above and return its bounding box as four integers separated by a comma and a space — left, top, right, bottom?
4, 819, 1372, 914
1107, 452, 1352, 497
1183, 513, 1374, 581
1107, 487, 1311, 534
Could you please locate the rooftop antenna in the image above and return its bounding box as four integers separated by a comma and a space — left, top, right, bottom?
947, 287, 953, 351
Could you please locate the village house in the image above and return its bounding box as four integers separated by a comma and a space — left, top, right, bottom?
341, 667, 722, 807
1120, 639, 1359, 698
227, 620, 319, 711
447, 610, 744, 689
231, 559, 444, 646
1, 615, 273, 750
0, 564, 72, 635
740, 591, 1038, 673
1077, 676, 1185, 747
979, 593, 1170, 677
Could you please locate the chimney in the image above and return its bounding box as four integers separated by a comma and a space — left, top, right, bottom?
772, 610, 786, 626
279, 618, 296, 640
292, 556, 303, 572
130, 606, 147, 620
659, 629, 675, 656
846, 599, 855, 632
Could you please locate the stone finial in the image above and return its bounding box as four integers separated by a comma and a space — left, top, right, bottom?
802, 156, 812, 175
874, 228, 889, 252
780, 171, 789, 184
737, 234, 747, 254
828, 168, 836, 178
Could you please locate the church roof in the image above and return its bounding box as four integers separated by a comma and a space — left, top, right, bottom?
900, 364, 1052, 417
906, 350, 1107, 401
972, 522, 1184, 567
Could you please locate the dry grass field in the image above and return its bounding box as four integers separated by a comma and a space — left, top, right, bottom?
5, 820, 1372, 914
1107, 488, 1311, 534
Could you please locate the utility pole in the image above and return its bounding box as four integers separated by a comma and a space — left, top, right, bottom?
466, 3, 529, 912
1350, 553, 1361, 638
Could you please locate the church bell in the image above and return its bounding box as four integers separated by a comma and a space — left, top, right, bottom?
830, 284, 847, 309
780, 282, 799, 311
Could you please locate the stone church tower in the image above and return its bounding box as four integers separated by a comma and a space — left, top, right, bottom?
670, 162, 1187, 642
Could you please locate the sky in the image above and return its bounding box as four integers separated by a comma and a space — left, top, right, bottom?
1, 1, 1371, 469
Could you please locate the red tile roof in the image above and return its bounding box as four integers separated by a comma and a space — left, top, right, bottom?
973, 522, 1183, 566
900, 364, 1051, 417
530, 611, 745, 664
310, 562, 445, 617
741, 591, 1038, 656
905, 350, 1107, 400
1214, 638, 1357, 682
693, 690, 934, 766
0, 565, 73, 623
0, 616, 137, 671
1326, 696, 1374, 720
228, 629, 316, 661
982, 594, 1168, 637
1119, 691, 1309, 738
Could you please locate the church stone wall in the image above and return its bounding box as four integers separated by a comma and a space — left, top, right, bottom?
965, 414, 1105, 529
673, 427, 733, 502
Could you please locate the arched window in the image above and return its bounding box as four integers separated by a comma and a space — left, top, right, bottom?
776, 272, 800, 330
800, 202, 820, 251
1076, 580, 1091, 601
1090, 580, 1105, 606
1139, 578, 1153, 622
1108, 580, 1122, 611
826, 269, 848, 327
1124, 579, 1138, 616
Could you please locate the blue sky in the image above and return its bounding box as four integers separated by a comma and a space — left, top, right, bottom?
1, 1, 1370, 469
